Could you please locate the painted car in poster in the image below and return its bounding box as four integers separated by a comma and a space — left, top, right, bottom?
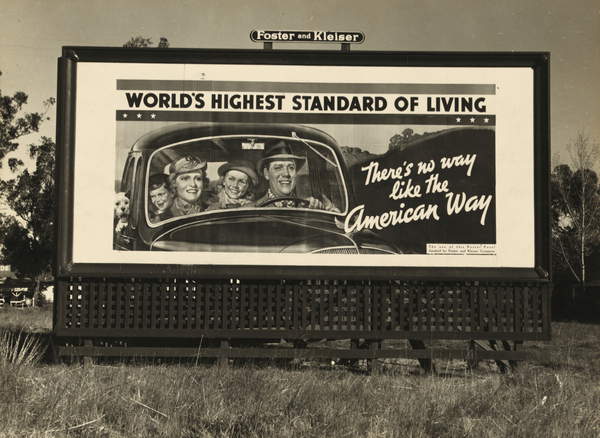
114, 122, 402, 255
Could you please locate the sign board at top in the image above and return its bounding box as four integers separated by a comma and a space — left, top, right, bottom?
250, 30, 364, 43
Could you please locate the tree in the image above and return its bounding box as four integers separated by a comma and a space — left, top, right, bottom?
388, 128, 416, 151
0, 71, 52, 170
0, 136, 55, 288
0, 76, 55, 295
387, 128, 441, 152
551, 132, 600, 286
123, 36, 170, 48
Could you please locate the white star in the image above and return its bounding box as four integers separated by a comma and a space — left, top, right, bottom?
469, 117, 476, 123
456, 117, 461, 122
136, 113, 142, 119
150, 113, 156, 119
122, 113, 128, 119
484, 118, 489, 123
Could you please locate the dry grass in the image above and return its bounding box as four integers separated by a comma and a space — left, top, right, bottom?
0, 306, 52, 333
0, 307, 599, 437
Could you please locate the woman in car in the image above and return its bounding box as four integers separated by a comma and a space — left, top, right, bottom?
167, 156, 208, 217
207, 160, 258, 210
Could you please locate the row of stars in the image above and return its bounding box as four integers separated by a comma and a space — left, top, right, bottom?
455, 117, 492, 123
122, 113, 157, 119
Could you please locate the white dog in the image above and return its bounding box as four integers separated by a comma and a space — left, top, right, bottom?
114, 192, 130, 233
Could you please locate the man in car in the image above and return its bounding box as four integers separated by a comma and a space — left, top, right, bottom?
167, 156, 208, 217
257, 140, 338, 211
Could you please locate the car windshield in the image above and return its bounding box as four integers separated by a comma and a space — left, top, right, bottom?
145, 133, 348, 226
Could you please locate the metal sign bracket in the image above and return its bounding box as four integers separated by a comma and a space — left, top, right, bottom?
262, 41, 351, 52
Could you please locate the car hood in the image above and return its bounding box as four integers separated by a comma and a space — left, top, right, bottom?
150, 211, 395, 254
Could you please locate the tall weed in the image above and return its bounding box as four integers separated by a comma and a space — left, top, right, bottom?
0, 328, 45, 367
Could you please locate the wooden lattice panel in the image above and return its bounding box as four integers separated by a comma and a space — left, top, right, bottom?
54, 279, 550, 340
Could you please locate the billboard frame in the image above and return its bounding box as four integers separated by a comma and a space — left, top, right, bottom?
55, 46, 550, 281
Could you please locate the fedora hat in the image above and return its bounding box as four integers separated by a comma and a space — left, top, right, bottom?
217, 160, 258, 186
257, 140, 306, 173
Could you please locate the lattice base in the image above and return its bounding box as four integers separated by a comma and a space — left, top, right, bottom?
54, 279, 550, 340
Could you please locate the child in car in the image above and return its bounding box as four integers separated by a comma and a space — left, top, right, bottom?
148, 173, 174, 222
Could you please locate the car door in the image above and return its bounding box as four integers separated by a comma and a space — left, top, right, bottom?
114, 152, 143, 250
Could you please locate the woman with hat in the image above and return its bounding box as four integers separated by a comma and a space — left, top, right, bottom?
168, 155, 208, 217
207, 160, 258, 210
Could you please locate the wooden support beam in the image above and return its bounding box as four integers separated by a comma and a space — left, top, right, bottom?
488, 340, 510, 374
218, 339, 230, 367
409, 339, 436, 374
82, 339, 94, 367
510, 340, 523, 369
367, 340, 381, 375
57, 345, 537, 361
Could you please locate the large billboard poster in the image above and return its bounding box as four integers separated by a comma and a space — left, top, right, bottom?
62, 53, 544, 277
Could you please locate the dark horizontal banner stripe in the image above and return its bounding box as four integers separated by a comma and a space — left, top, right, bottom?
116, 110, 496, 126
117, 80, 496, 95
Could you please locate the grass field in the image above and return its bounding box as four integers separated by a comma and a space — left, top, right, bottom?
1, 306, 599, 437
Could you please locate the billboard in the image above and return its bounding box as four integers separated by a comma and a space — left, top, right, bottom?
56, 48, 549, 279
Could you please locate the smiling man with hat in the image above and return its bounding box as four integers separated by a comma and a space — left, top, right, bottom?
257, 140, 337, 211
168, 155, 208, 217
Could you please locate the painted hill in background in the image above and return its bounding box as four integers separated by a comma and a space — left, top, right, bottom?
340, 129, 444, 168
340, 146, 376, 168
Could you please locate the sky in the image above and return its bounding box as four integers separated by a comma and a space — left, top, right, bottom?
1, 0, 599, 178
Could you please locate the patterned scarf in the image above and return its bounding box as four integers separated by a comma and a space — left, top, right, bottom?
171, 197, 204, 216
266, 190, 296, 208
217, 189, 253, 209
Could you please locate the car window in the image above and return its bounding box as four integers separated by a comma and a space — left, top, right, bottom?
131, 157, 143, 227
119, 154, 142, 228
120, 156, 135, 194
145, 134, 348, 226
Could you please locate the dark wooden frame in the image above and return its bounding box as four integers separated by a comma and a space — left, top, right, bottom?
55, 47, 551, 282
53, 277, 550, 370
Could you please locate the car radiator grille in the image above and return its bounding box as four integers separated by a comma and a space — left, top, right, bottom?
311, 247, 359, 254
312, 246, 396, 255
